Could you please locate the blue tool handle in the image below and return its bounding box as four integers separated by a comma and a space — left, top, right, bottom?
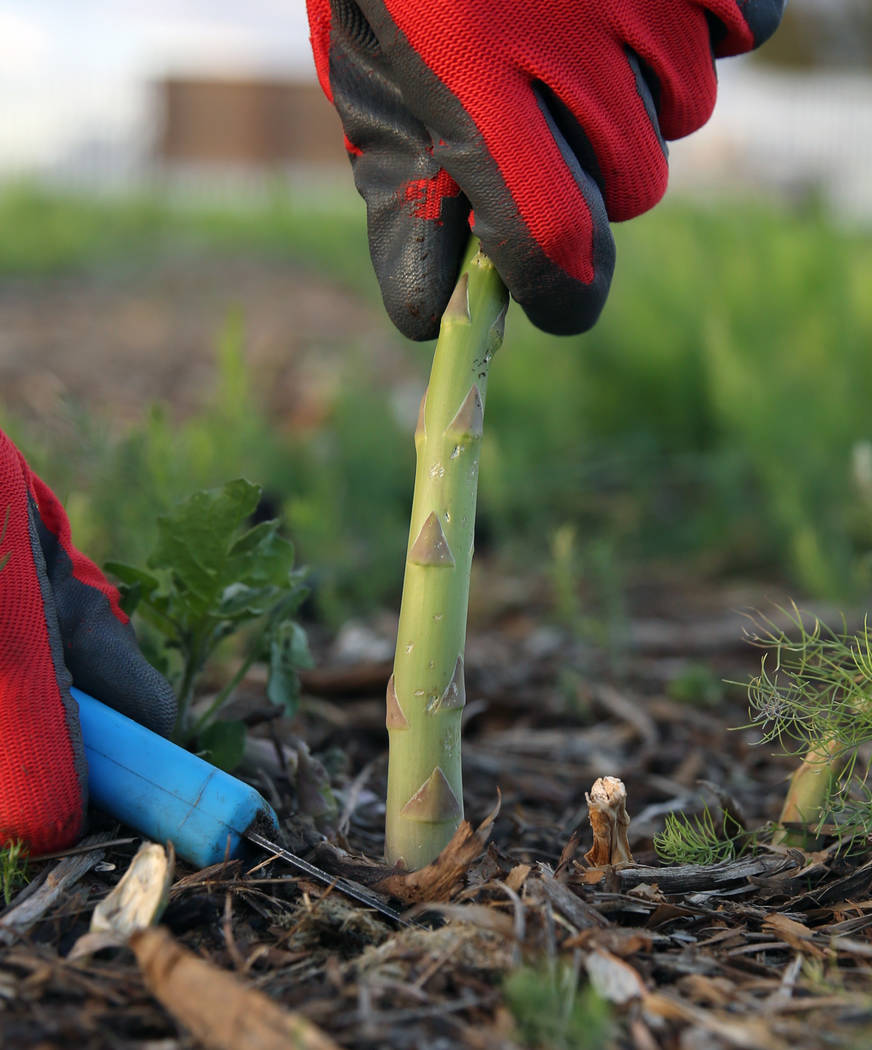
72, 688, 279, 868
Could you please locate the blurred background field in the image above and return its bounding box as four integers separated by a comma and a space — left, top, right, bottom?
1, 0, 872, 631
3, 184, 872, 630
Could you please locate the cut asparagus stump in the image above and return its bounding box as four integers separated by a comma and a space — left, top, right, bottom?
385, 241, 508, 869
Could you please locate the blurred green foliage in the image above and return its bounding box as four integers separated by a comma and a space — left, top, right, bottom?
548, 524, 628, 674
504, 961, 612, 1050
0, 180, 373, 297
2, 183, 872, 624
666, 663, 725, 709
486, 199, 872, 602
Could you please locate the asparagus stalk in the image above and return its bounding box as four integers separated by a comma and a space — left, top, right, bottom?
385, 240, 508, 869
773, 737, 843, 846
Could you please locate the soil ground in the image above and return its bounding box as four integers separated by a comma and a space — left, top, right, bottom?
2, 258, 871, 1050
0, 250, 412, 434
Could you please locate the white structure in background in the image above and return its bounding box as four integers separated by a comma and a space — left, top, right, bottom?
0, 0, 870, 222
0, 1, 316, 182
33, 64, 872, 226
669, 63, 872, 224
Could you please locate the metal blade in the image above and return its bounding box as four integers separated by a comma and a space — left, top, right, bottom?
245, 830, 415, 927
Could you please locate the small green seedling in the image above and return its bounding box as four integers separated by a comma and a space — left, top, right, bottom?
1, 839, 29, 906
109, 478, 311, 769
746, 604, 872, 848
654, 806, 745, 866
385, 241, 507, 869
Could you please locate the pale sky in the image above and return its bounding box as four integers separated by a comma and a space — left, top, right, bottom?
0, 0, 867, 203
0, 2, 316, 170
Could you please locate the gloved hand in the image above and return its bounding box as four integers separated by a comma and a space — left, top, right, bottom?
0, 429, 176, 855
308, 0, 783, 340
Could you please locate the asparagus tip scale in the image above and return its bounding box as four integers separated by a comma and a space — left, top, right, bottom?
489, 301, 508, 345
446, 384, 484, 441
426, 655, 466, 714
443, 272, 470, 322
385, 674, 410, 730
409, 511, 455, 567
415, 389, 427, 443
399, 766, 462, 823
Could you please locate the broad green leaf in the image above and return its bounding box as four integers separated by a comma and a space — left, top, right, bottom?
227, 524, 296, 588
116, 579, 143, 617
105, 561, 162, 616
217, 582, 280, 619
267, 620, 313, 716
198, 719, 246, 772
287, 619, 313, 669
105, 561, 161, 593
149, 479, 262, 616
267, 585, 309, 627
226, 518, 276, 558
109, 477, 311, 747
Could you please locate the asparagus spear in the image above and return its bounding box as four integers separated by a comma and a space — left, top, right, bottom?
385, 240, 508, 869
773, 738, 843, 846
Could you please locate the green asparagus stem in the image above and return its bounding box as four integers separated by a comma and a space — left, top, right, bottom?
385, 241, 508, 869
773, 737, 843, 846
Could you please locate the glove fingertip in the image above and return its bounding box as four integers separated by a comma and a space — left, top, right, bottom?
471, 186, 616, 338
379, 264, 456, 342
513, 250, 615, 337
742, 0, 785, 48
710, 0, 785, 55
367, 185, 471, 342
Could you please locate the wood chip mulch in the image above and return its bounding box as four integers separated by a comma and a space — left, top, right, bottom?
2, 574, 872, 1050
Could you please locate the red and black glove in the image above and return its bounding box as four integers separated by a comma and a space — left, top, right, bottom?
308, 0, 783, 339
0, 430, 175, 855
